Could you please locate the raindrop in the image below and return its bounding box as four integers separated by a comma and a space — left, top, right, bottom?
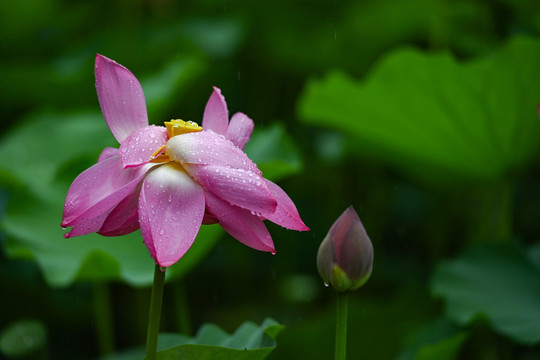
324, 282, 329, 287
271, 251, 277, 256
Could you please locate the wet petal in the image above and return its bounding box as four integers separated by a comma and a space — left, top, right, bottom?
205, 191, 275, 252
119, 125, 168, 168
202, 87, 229, 135
98, 185, 141, 236
184, 164, 276, 217
95, 54, 148, 143
62, 155, 152, 236
226, 112, 254, 150
138, 163, 205, 267
167, 131, 261, 174
98, 147, 119, 162
264, 180, 310, 231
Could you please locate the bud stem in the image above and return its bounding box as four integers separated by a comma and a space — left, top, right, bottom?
146, 264, 166, 360
335, 291, 349, 360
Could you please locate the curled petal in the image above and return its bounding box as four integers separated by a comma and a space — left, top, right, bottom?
166, 131, 261, 174
226, 112, 254, 150
98, 185, 141, 236
138, 163, 205, 267
98, 147, 119, 162
264, 180, 309, 231
202, 87, 229, 135
119, 125, 168, 168
184, 164, 277, 217
62, 155, 152, 237
205, 192, 275, 252
95, 54, 148, 143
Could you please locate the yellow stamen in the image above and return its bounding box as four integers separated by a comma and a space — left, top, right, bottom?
149, 144, 167, 161
150, 153, 170, 164
165, 119, 202, 138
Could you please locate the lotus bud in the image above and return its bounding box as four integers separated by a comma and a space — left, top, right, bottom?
317, 206, 373, 291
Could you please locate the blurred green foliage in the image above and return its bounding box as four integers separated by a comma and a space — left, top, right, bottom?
101, 318, 283, 360
432, 243, 540, 345
1, 0, 540, 359
298, 36, 540, 183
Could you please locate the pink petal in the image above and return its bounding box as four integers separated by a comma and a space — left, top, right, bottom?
226, 112, 254, 150
263, 180, 310, 231
205, 191, 275, 252
119, 125, 168, 168
183, 164, 277, 217
98, 188, 140, 236
95, 54, 148, 143
98, 147, 119, 162
138, 163, 205, 267
166, 131, 261, 174
202, 87, 229, 135
62, 155, 151, 235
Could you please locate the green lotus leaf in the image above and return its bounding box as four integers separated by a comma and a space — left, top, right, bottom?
99, 318, 284, 360
432, 243, 540, 345
298, 36, 540, 183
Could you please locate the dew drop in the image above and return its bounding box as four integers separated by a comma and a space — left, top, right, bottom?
271, 251, 276, 256
323, 282, 329, 287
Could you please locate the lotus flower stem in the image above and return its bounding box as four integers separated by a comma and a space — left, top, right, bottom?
146, 264, 166, 360
335, 291, 349, 360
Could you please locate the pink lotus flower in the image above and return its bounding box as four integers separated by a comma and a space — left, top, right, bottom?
62, 54, 309, 267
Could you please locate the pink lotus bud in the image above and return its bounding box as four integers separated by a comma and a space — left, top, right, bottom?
317, 206, 373, 291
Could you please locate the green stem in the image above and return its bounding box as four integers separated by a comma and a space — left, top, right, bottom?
335, 291, 349, 360
93, 282, 114, 355
146, 264, 166, 360
473, 180, 514, 243
173, 279, 192, 336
